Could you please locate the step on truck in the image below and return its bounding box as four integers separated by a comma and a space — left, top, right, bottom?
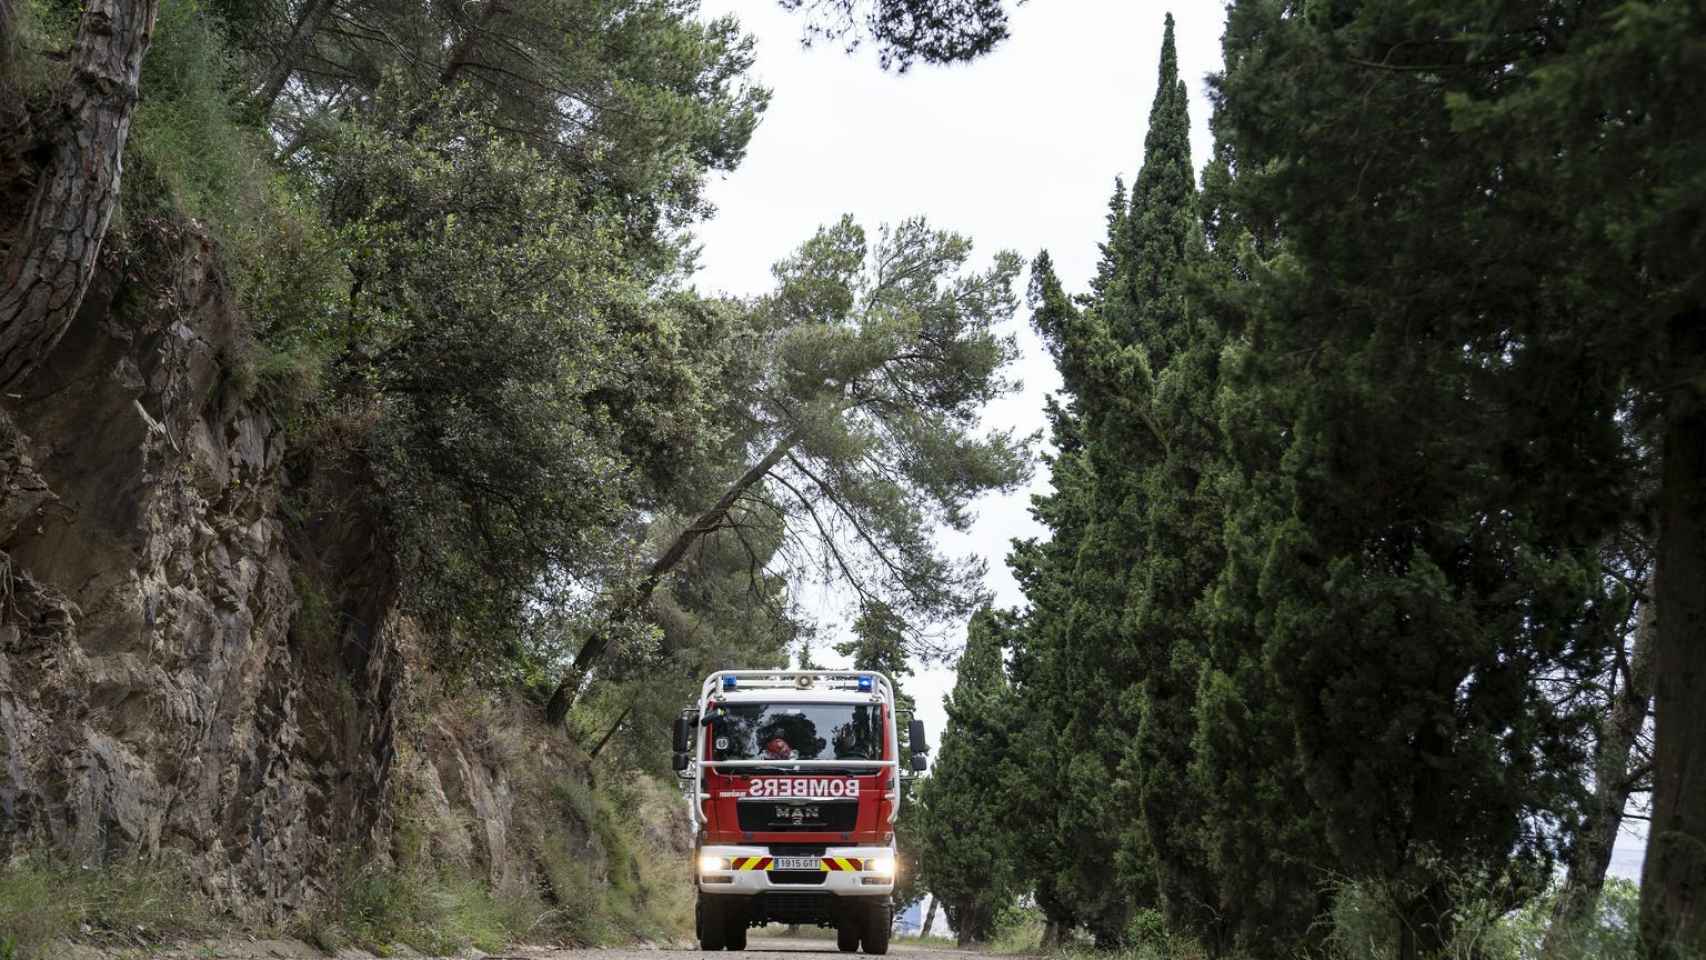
672, 670, 928, 954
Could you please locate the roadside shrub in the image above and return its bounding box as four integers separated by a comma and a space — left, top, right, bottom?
989, 904, 1047, 954
0, 854, 207, 960
121, 0, 348, 419
1319, 875, 1649, 960
299, 705, 693, 954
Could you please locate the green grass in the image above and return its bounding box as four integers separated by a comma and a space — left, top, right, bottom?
115, 0, 347, 420
294, 707, 696, 955
989, 907, 1046, 954
0, 855, 208, 960
294, 859, 547, 957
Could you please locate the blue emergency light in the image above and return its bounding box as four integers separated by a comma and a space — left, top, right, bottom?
858, 675, 873, 692
723, 675, 738, 691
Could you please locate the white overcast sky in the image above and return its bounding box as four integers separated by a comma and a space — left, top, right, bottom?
685, 0, 1644, 882
688, 0, 1225, 738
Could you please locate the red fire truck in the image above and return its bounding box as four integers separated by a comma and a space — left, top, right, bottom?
672, 671, 928, 953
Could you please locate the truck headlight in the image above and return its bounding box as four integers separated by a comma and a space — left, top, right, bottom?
699, 854, 727, 874
867, 854, 896, 878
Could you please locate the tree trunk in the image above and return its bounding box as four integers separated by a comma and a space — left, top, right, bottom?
1641, 314, 1706, 959
0, 0, 161, 389
543, 426, 804, 725
250, 0, 336, 117
955, 900, 975, 947
1040, 918, 1062, 949
1544, 578, 1657, 956
922, 894, 938, 939
586, 703, 632, 760
438, 0, 509, 88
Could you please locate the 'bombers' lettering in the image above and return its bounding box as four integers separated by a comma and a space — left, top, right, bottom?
746, 777, 859, 798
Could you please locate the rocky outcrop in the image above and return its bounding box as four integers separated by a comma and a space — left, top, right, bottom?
0, 222, 404, 920
0, 216, 690, 936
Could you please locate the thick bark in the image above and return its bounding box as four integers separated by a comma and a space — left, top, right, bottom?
250, 0, 336, 117
0, 0, 160, 390
922, 895, 938, 939
1544, 580, 1657, 955
543, 426, 805, 724
1641, 315, 1706, 959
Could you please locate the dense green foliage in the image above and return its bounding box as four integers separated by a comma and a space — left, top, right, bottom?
918, 4, 1704, 959
0, 0, 1026, 700
916, 608, 1023, 945
546, 212, 1029, 720
779, 0, 1013, 69
6, 0, 1704, 955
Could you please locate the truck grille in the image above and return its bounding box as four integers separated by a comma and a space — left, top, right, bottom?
737, 799, 858, 833
768, 871, 827, 885
757, 892, 835, 925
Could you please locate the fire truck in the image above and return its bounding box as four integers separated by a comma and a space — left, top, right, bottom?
672, 670, 928, 953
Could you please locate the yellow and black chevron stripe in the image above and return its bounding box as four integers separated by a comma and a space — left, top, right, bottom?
724, 856, 867, 871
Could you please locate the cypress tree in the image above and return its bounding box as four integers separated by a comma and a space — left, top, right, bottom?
1004, 252, 1104, 938
1103, 15, 1232, 948
1207, 3, 1644, 956
1188, 139, 1334, 956
918, 608, 1023, 945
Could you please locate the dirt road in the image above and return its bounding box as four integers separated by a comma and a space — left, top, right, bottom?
520, 937, 993, 960
107, 934, 998, 959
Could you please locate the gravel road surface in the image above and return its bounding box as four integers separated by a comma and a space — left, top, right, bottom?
519, 937, 994, 960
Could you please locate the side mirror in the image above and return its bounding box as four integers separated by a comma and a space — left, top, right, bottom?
907, 719, 928, 754
672, 752, 690, 773
672, 715, 693, 754
909, 753, 928, 773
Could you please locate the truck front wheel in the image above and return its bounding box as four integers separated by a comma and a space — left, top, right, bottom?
725, 902, 749, 952
837, 920, 860, 953
698, 895, 727, 950
861, 900, 891, 956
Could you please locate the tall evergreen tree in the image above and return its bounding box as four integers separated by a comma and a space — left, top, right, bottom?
1188, 139, 1334, 957
918, 607, 1022, 945
1002, 254, 1095, 940
1428, 6, 1706, 952
1207, 3, 1649, 956
1100, 16, 1232, 949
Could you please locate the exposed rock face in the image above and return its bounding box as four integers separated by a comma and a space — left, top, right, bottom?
0, 225, 403, 919
0, 220, 689, 931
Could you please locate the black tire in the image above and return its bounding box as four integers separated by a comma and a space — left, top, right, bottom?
837, 921, 860, 953
698, 895, 727, 951
861, 900, 891, 955
725, 903, 749, 952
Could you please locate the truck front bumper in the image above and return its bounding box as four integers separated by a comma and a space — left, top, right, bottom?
695, 845, 895, 896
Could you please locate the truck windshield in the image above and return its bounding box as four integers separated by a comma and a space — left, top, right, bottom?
710, 702, 883, 762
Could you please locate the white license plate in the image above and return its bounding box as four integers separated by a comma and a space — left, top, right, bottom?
773, 857, 820, 871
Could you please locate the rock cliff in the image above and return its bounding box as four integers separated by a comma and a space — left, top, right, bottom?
0, 220, 405, 920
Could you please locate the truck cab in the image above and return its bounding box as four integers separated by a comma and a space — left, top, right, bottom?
673, 671, 928, 954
